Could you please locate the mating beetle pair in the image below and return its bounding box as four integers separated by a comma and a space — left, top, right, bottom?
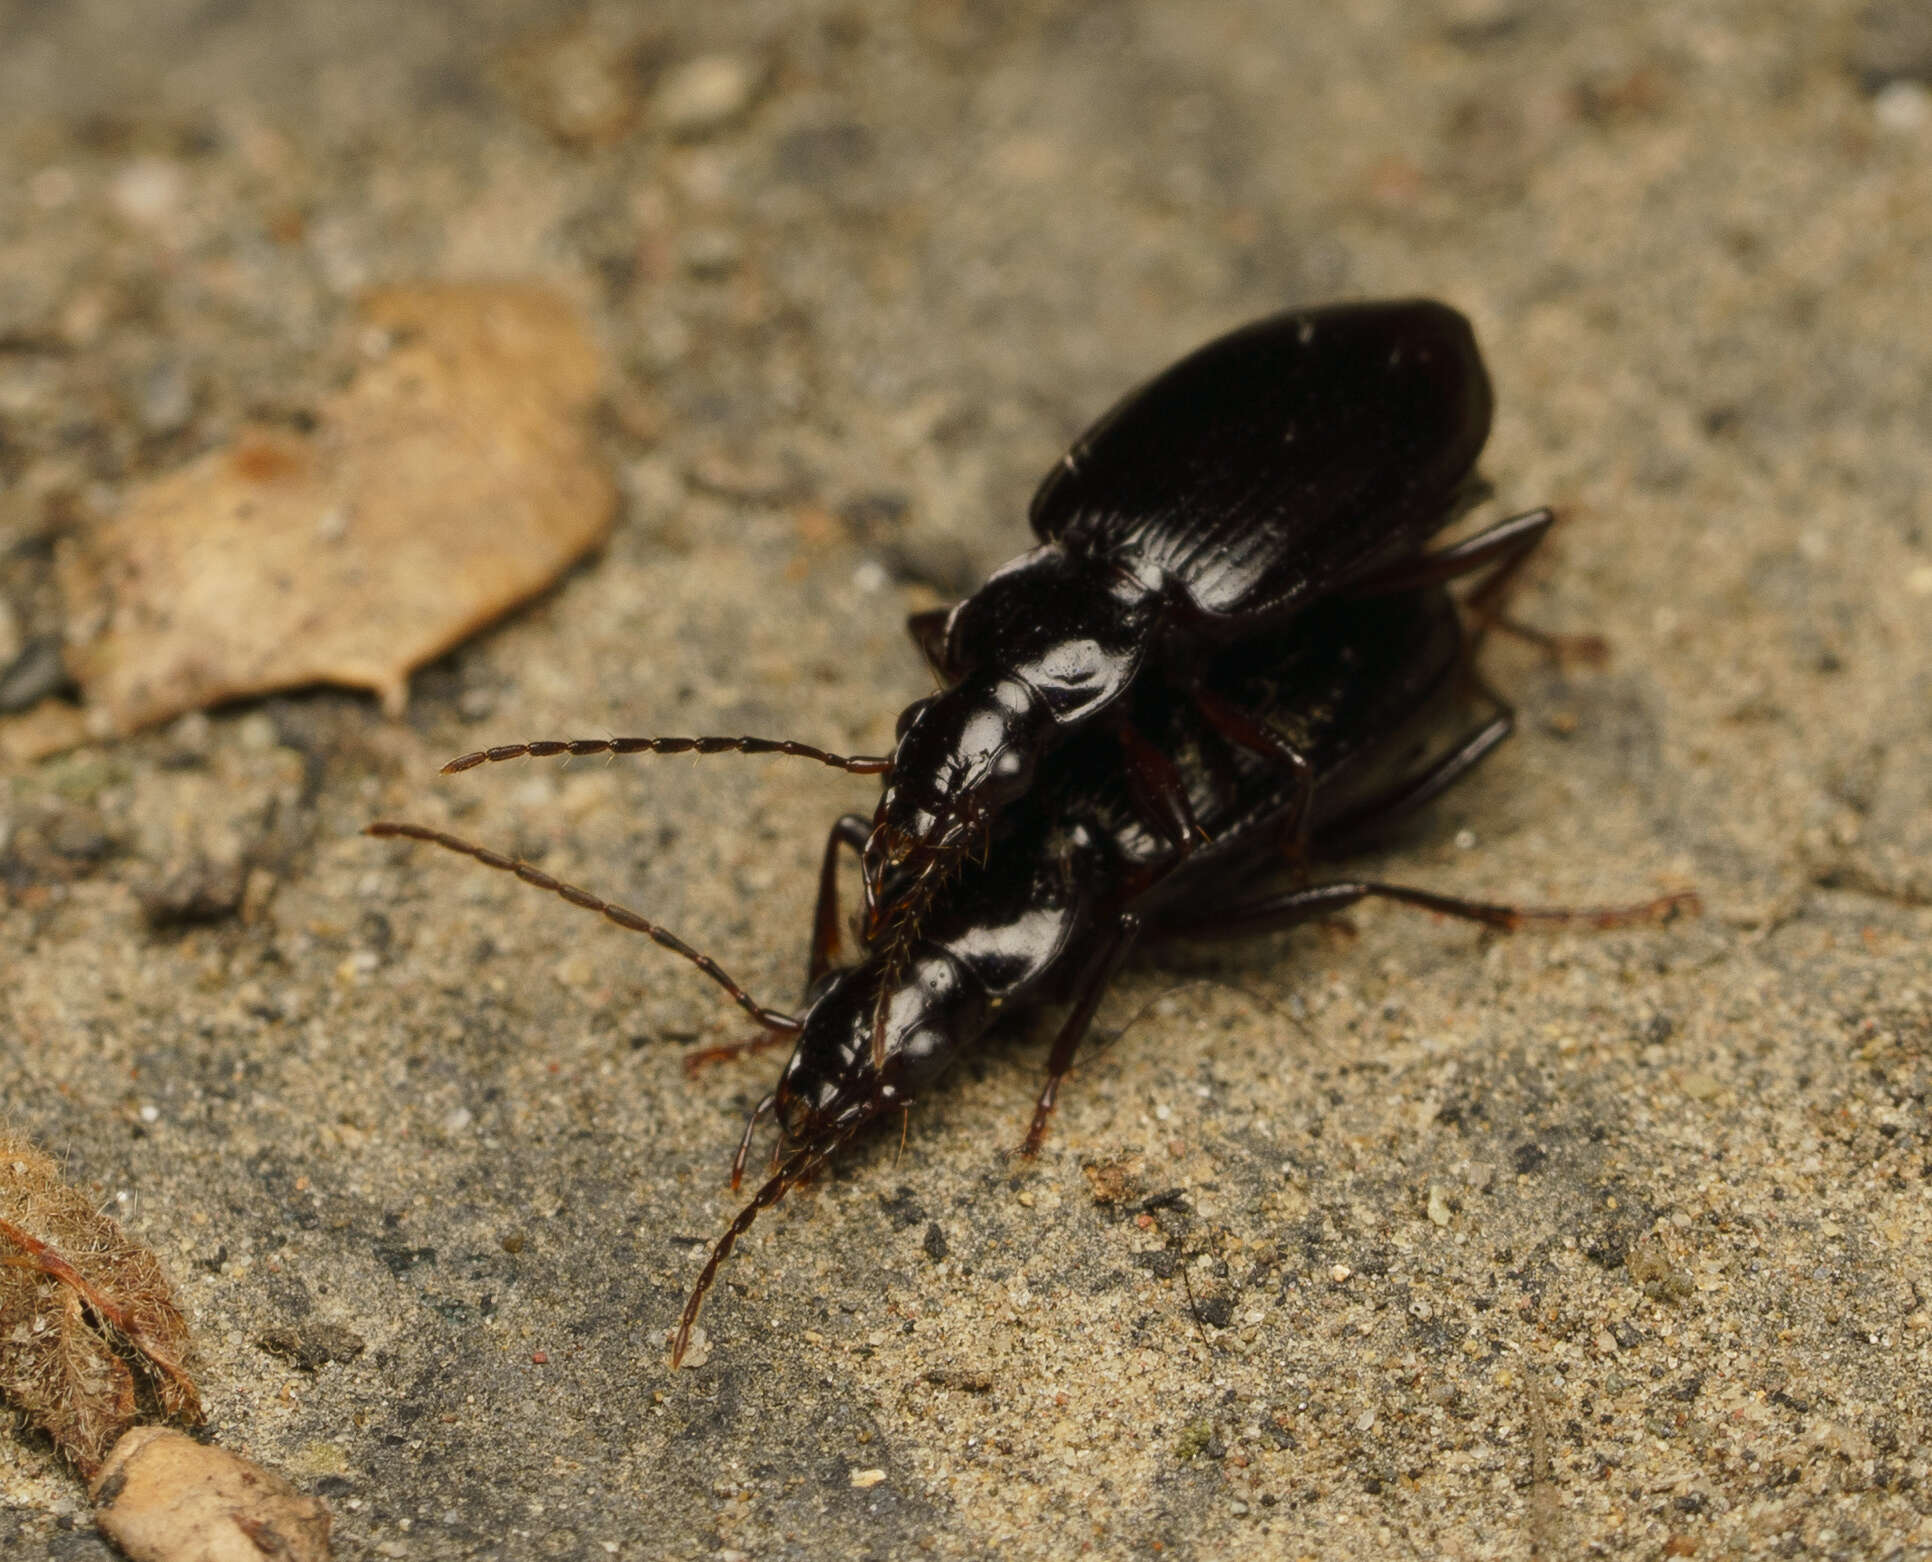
371, 299, 1691, 1362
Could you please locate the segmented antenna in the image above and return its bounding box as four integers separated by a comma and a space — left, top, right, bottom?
365, 822, 802, 1035
442, 736, 892, 776
672, 1144, 825, 1368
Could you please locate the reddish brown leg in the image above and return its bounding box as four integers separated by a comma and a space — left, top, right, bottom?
1191, 684, 1316, 853
1021, 911, 1142, 1156
683, 1032, 796, 1077
1117, 721, 1205, 854
809, 814, 874, 987
1152, 877, 1697, 945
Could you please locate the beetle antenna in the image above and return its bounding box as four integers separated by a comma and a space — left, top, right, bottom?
441, 736, 892, 777
673, 1146, 823, 1367
366, 822, 803, 1035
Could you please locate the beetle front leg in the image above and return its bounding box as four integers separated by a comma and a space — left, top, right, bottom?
808, 813, 875, 987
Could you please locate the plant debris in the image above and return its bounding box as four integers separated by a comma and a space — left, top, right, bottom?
51, 281, 617, 741
0, 1133, 201, 1477
91, 1426, 333, 1562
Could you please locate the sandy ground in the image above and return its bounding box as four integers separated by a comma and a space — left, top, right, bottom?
2, 1, 1929, 1557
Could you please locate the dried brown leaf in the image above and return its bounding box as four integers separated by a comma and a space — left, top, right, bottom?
0, 1134, 201, 1476
55, 281, 617, 738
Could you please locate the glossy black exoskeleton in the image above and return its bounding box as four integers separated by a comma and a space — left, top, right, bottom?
371, 584, 1693, 1364
441, 299, 1559, 945
865, 298, 1527, 912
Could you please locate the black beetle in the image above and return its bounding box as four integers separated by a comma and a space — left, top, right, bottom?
863, 299, 1568, 924
372, 584, 1692, 1363
443, 300, 1559, 948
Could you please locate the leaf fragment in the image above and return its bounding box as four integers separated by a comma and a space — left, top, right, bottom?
54, 281, 617, 739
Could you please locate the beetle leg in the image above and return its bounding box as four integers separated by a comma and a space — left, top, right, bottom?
1021, 911, 1143, 1157
1117, 720, 1208, 855
809, 814, 875, 987
1344, 507, 1606, 663
1189, 684, 1316, 856
683, 1030, 797, 1078
729, 1093, 777, 1190
1148, 877, 1697, 945
1344, 505, 1553, 597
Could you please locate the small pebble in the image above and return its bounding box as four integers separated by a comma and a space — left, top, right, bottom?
1875, 80, 1931, 130
166, 709, 213, 755
91, 1428, 331, 1562
236, 711, 280, 751
656, 54, 762, 137
47, 808, 112, 862
108, 157, 185, 226
1680, 1071, 1721, 1102
0, 358, 56, 417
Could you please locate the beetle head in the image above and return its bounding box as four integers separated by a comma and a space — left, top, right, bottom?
769, 956, 971, 1154
866, 676, 1048, 906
